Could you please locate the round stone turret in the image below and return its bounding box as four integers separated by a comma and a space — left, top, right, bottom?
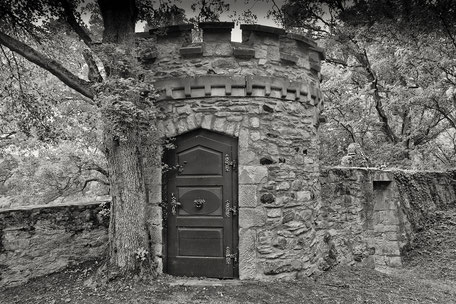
137, 23, 326, 280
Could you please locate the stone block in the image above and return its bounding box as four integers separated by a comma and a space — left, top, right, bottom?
374, 210, 399, 225
267, 208, 282, 218
374, 224, 399, 233
250, 130, 261, 141
176, 119, 188, 134
296, 190, 312, 201
194, 112, 203, 126
211, 58, 238, 69
383, 231, 399, 241
233, 46, 255, 59
148, 225, 162, 247
179, 45, 203, 57
386, 256, 402, 267
186, 115, 197, 131
263, 260, 301, 275
164, 120, 177, 137
378, 241, 400, 256
176, 104, 192, 115
147, 205, 162, 226
239, 185, 258, 207
277, 182, 290, 190
239, 128, 250, 150
239, 208, 266, 228
148, 184, 162, 206
239, 229, 257, 280
203, 42, 233, 57
239, 166, 268, 184
212, 118, 227, 133
201, 114, 214, 130
238, 150, 256, 165
374, 199, 395, 211
291, 179, 302, 191
372, 171, 393, 182
250, 117, 260, 128
225, 121, 238, 136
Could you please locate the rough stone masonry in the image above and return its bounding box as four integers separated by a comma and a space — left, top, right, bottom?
4, 23, 452, 287
138, 22, 326, 280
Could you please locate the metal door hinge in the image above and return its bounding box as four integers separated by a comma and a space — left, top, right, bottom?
225, 154, 237, 172
225, 200, 238, 217
225, 246, 238, 265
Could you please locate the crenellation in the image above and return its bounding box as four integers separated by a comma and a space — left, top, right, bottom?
137, 23, 324, 84
199, 22, 234, 42
149, 23, 193, 43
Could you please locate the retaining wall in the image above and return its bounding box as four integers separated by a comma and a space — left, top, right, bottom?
0, 202, 109, 288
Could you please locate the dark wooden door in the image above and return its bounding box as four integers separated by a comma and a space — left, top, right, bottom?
164, 129, 238, 278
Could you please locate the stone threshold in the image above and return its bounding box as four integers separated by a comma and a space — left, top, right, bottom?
169, 278, 242, 287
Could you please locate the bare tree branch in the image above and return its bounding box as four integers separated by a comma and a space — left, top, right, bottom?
82, 49, 103, 82
59, 0, 94, 47
0, 131, 17, 140
82, 178, 110, 192
0, 31, 94, 99
84, 163, 109, 178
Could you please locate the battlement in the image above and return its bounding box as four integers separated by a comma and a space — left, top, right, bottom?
137, 23, 325, 109
136, 22, 325, 71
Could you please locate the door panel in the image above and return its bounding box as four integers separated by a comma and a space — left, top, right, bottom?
178, 187, 222, 215
164, 129, 238, 278
178, 228, 223, 256
178, 146, 223, 176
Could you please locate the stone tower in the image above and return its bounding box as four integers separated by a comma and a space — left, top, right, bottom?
138, 22, 325, 280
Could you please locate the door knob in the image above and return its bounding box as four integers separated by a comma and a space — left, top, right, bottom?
194, 198, 205, 209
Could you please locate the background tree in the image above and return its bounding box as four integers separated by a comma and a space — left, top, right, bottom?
0, 0, 238, 279
277, 0, 456, 168
0, 0, 161, 276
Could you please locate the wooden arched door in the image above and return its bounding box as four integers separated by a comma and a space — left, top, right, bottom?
163, 129, 238, 278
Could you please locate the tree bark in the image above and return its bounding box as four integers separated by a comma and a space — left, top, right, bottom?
97, 0, 155, 274
98, 0, 137, 44
0, 31, 94, 99
104, 129, 151, 272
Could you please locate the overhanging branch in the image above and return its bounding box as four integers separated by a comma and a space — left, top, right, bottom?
0, 31, 94, 99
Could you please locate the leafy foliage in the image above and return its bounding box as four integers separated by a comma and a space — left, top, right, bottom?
279, 0, 456, 168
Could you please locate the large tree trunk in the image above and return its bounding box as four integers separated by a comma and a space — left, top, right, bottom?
97, 0, 155, 274
104, 129, 151, 272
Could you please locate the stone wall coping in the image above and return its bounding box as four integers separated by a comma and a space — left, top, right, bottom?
0, 201, 108, 214
286, 33, 318, 47
240, 24, 286, 36
199, 22, 235, 30
149, 23, 194, 35
322, 166, 455, 175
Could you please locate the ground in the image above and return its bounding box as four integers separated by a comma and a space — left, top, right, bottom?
1, 209, 455, 304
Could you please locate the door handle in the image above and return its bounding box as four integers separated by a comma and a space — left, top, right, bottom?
170, 193, 181, 215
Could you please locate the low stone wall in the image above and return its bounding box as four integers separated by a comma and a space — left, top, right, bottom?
0, 202, 109, 288
319, 167, 456, 272
2, 168, 455, 287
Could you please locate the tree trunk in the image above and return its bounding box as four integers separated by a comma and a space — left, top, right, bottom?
97, 0, 155, 274
104, 129, 151, 272
98, 0, 137, 44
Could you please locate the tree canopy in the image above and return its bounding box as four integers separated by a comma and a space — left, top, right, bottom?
1, 0, 456, 277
